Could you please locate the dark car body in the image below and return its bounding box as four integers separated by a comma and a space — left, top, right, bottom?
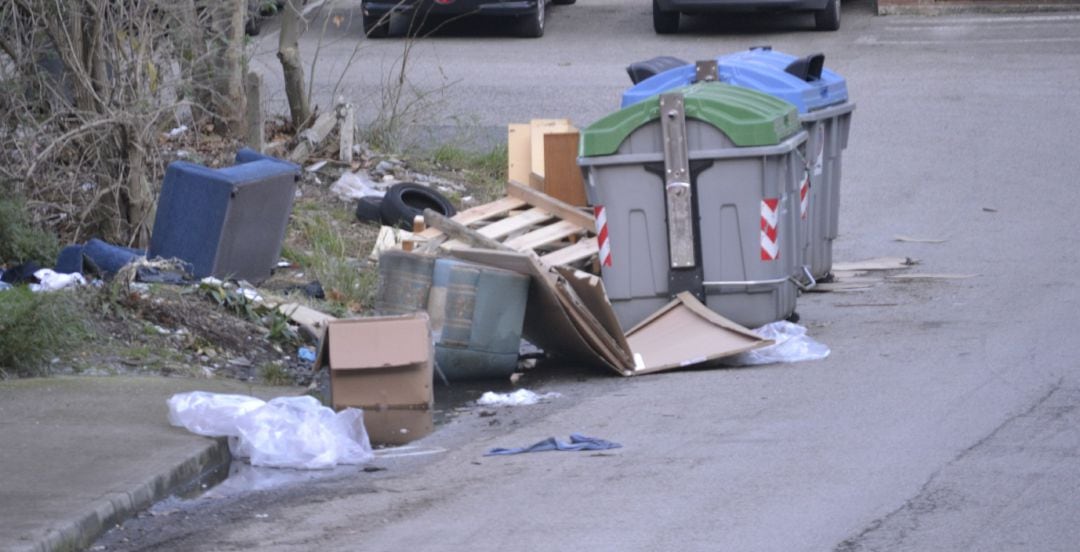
362, 0, 565, 38
652, 0, 840, 33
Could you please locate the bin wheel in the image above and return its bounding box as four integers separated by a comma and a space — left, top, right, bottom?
364, 12, 390, 38
354, 195, 384, 225
814, 0, 840, 31
379, 183, 457, 230
652, 0, 679, 34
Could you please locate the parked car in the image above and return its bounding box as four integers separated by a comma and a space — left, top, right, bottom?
362, 0, 575, 39
652, 0, 840, 34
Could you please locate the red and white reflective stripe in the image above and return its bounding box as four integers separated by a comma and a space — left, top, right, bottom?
760, 198, 779, 261
800, 170, 810, 220
594, 206, 612, 267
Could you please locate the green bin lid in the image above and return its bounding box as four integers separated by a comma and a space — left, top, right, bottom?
580, 82, 801, 158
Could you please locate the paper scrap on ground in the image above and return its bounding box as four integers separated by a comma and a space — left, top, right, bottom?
477, 389, 562, 407
832, 257, 919, 272
889, 273, 978, 280
722, 321, 830, 366
485, 434, 621, 456
894, 235, 948, 244
168, 391, 373, 469
329, 171, 384, 202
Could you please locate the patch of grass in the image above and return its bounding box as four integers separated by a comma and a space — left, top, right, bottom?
421, 143, 508, 204
288, 210, 379, 314
0, 288, 90, 377
0, 196, 59, 265
260, 362, 292, 386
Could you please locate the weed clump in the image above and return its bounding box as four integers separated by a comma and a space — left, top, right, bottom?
0, 288, 89, 377
0, 197, 59, 266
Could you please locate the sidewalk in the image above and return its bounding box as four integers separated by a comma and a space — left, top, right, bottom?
0, 376, 298, 552
876, 0, 1080, 15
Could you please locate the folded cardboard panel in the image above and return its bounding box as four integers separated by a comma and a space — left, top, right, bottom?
318, 313, 434, 445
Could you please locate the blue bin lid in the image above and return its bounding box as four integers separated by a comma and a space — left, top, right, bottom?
620, 48, 848, 114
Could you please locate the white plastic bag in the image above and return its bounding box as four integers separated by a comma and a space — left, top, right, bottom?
723, 321, 830, 366
168, 392, 373, 470
329, 171, 385, 202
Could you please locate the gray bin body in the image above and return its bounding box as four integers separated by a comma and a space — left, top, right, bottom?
581, 120, 807, 330
798, 102, 855, 280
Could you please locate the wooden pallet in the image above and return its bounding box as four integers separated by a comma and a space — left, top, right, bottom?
414, 180, 598, 268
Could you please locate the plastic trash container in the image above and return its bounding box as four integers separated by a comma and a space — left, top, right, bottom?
579, 82, 808, 330
621, 48, 855, 280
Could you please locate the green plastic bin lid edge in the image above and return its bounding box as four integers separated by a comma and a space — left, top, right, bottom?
580, 82, 801, 158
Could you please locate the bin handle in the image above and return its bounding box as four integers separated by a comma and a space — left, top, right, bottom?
792, 265, 817, 291
702, 266, 816, 290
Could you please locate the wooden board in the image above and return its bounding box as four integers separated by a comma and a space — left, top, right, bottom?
529, 119, 573, 187
415, 196, 526, 240
504, 220, 581, 251
507, 124, 531, 187
540, 237, 598, 267
507, 180, 593, 231
543, 131, 587, 207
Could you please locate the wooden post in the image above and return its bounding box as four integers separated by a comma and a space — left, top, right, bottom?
339, 103, 355, 164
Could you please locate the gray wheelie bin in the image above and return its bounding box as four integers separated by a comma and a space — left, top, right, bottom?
621, 48, 855, 280
579, 82, 808, 330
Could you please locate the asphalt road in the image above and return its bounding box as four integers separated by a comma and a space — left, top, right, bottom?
99, 3, 1080, 551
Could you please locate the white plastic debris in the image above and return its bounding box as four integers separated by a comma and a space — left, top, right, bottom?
166, 125, 189, 138
722, 321, 830, 366
29, 269, 86, 292
329, 171, 385, 202
168, 392, 374, 470
477, 389, 562, 407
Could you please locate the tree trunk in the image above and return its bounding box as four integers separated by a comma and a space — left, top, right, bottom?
278, 0, 310, 130
219, 0, 247, 136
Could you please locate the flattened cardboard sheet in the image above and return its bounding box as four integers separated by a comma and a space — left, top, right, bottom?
626, 292, 772, 375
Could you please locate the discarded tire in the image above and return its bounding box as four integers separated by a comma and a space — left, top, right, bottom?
354, 195, 384, 225
379, 183, 456, 230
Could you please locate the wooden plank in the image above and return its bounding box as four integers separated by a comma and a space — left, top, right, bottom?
507, 124, 531, 186
507, 180, 594, 231
476, 207, 553, 239
529, 119, 572, 187
415, 196, 527, 239
542, 131, 587, 207
540, 237, 598, 267
504, 220, 581, 251
423, 209, 513, 251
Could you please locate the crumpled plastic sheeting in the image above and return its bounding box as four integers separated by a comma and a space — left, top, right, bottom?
485, 434, 622, 456
722, 321, 830, 366
29, 269, 86, 292
477, 389, 562, 407
329, 171, 385, 202
168, 392, 373, 470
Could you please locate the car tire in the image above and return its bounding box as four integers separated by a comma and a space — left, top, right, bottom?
364, 12, 390, 38
552, 0, 575, 5
379, 183, 457, 230
245, 16, 262, 36
355, 196, 384, 225
814, 0, 840, 31
517, 0, 546, 38
652, 0, 679, 34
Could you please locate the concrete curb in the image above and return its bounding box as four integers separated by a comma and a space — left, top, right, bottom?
19, 438, 230, 552
877, 0, 1080, 15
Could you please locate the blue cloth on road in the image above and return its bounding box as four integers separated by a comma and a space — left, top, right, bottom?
484, 433, 621, 456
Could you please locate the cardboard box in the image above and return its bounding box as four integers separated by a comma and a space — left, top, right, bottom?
316, 313, 434, 445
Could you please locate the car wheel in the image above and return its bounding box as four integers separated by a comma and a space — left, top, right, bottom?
652, 0, 679, 34
379, 183, 457, 230
364, 12, 391, 38
517, 0, 546, 38
244, 16, 262, 36
814, 0, 840, 31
